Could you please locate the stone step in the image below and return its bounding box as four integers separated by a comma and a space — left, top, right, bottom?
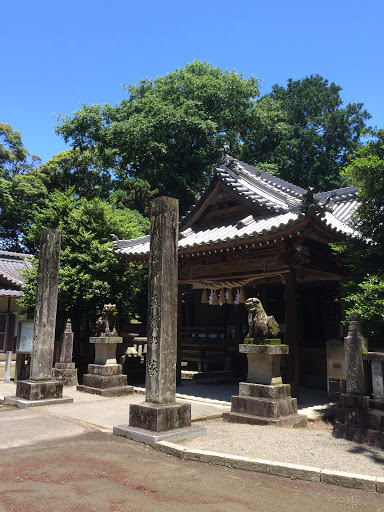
76, 385, 134, 397
82, 374, 127, 389
334, 407, 384, 431
370, 399, 384, 411
231, 395, 298, 418
238, 382, 292, 399
223, 411, 307, 428
333, 424, 384, 449
87, 364, 123, 376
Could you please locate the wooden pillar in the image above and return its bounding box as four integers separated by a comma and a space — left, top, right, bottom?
234, 304, 243, 344
284, 268, 300, 397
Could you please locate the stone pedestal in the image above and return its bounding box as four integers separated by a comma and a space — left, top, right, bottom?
77, 335, 133, 396
5, 379, 73, 408
129, 402, 191, 432
334, 351, 384, 449
332, 316, 384, 448
241, 344, 289, 385
223, 344, 307, 428
90, 336, 122, 365
333, 393, 384, 449
78, 362, 133, 397
53, 363, 78, 386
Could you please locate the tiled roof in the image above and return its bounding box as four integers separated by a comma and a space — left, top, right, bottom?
0, 251, 32, 289
113, 156, 359, 259
0, 288, 24, 297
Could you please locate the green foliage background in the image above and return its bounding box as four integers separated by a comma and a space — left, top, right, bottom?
334, 129, 384, 334
18, 191, 149, 330
1, 60, 378, 338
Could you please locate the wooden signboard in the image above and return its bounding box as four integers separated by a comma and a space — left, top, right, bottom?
16, 321, 34, 353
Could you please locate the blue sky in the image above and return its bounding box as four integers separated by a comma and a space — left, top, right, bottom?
2, 0, 383, 164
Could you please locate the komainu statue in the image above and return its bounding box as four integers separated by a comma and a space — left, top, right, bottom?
244, 297, 280, 343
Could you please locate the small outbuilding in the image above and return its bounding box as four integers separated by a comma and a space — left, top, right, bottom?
0, 250, 32, 374
113, 150, 359, 393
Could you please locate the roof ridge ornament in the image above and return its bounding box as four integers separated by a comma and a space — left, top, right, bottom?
217, 146, 232, 167
300, 187, 330, 217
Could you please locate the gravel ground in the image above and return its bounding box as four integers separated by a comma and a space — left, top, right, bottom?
178, 418, 384, 477
2, 380, 384, 479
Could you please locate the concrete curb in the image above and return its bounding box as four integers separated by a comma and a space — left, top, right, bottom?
155, 440, 384, 494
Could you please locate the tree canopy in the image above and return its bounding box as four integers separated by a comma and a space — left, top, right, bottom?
334, 129, 384, 334
19, 190, 149, 330
41, 149, 113, 200
55, 61, 287, 211
265, 75, 371, 190
0, 123, 48, 251
55, 65, 371, 210
0, 63, 376, 336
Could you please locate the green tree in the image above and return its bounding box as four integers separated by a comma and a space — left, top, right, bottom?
110, 177, 158, 216
19, 190, 150, 331
0, 123, 48, 251
56, 61, 288, 211
334, 129, 384, 334
265, 75, 371, 190
41, 148, 113, 200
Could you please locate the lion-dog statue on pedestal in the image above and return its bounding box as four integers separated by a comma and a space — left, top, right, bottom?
245, 297, 280, 343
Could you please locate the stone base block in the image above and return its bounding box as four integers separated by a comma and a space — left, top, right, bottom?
77, 363, 131, 396
333, 394, 384, 449
76, 385, 134, 397
338, 393, 369, 410
129, 402, 191, 432
225, 381, 307, 428
54, 362, 75, 370
231, 395, 298, 418
4, 395, 73, 409
82, 373, 127, 389
223, 411, 307, 428
370, 399, 384, 412
53, 364, 78, 386
239, 382, 292, 400
87, 364, 122, 376
113, 424, 205, 446
16, 379, 64, 401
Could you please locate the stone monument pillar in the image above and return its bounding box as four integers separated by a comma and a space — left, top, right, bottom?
344, 313, 368, 395
53, 320, 78, 386
5, 230, 72, 407
333, 314, 384, 449
114, 197, 204, 444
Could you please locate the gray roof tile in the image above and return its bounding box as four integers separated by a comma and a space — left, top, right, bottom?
112, 156, 359, 259
0, 251, 32, 288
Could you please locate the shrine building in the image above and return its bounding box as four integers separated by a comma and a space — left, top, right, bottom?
113, 150, 359, 392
